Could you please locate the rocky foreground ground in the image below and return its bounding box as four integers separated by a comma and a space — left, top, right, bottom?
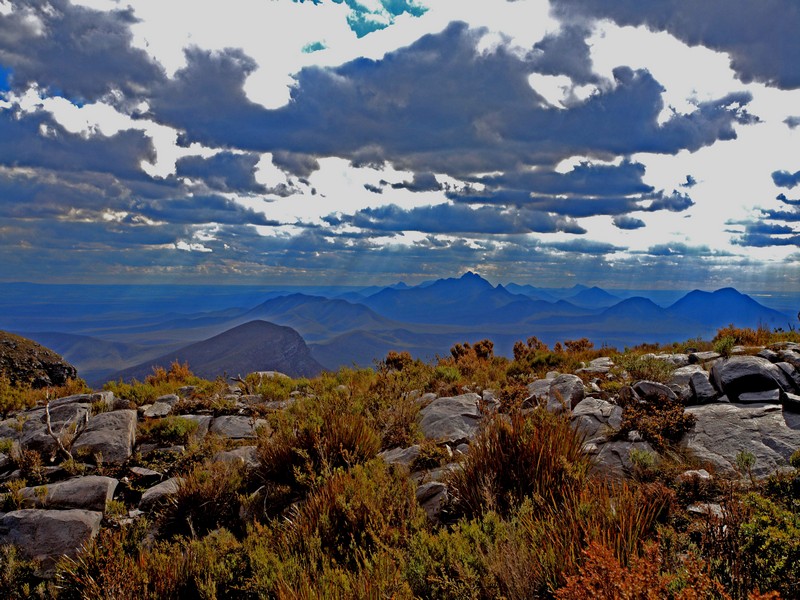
1, 343, 800, 577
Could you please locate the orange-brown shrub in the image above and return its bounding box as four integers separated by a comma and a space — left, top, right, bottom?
448, 409, 592, 518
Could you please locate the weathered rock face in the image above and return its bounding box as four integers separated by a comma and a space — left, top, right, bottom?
0, 509, 102, 572
682, 403, 800, 478
689, 372, 718, 404
209, 415, 265, 439
0, 332, 78, 388
710, 356, 796, 401
418, 393, 481, 443
71, 409, 137, 464
19, 476, 118, 512
548, 374, 585, 413
633, 380, 678, 403
139, 477, 182, 512
571, 397, 622, 441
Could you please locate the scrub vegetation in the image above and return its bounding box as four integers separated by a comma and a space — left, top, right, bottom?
1, 326, 799, 598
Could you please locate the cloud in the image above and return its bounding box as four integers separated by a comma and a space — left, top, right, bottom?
613, 215, 645, 230
175, 152, 267, 194
271, 151, 321, 178
0, 0, 163, 103
0, 107, 155, 181
785, 116, 800, 129
545, 238, 622, 254
644, 242, 719, 257
325, 203, 586, 234
772, 169, 800, 189
551, 0, 800, 89
528, 24, 598, 85
644, 190, 694, 212
149, 24, 755, 178
681, 175, 697, 188
390, 172, 442, 192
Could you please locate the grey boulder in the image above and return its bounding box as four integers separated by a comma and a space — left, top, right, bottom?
19, 476, 118, 512
548, 374, 584, 413
0, 509, 102, 573
71, 409, 137, 464
418, 393, 481, 443
682, 403, 800, 478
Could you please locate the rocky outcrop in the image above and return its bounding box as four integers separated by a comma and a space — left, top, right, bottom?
19, 476, 118, 512
0, 332, 78, 388
710, 356, 796, 401
418, 393, 481, 443
0, 509, 102, 573
71, 409, 137, 464
682, 403, 800, 478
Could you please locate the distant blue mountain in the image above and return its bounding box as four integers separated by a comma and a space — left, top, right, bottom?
666, 288, 791, 330
566, 286, 622, 309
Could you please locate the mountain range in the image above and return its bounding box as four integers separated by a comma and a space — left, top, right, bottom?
4, 273, 795, 386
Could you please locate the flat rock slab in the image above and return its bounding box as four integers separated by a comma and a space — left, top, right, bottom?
418, 393, 481, 443
683, 403, 800, 478
0, 509, 102, 573
379, 445, 422, 468
50, 391, 115, 410
214, 446, 259, 469
209, 416, 265, 439
143, 401, 173, 418
139, 477, 182, 512
20, 476, 118, 512
72, 409, 137, 464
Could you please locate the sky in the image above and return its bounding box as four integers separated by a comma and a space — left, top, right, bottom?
1, 0, 800, 290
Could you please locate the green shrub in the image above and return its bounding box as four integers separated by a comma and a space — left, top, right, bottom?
713, 336, 737, 358
288, 459, 424, 569
138, 415, 199, 446
0, 544, 48, 599
257, 411, 380, 494
448, 409, 592, 518
163, 460, 246, 538
0, 375, 35, 418
615, 353, 676, 383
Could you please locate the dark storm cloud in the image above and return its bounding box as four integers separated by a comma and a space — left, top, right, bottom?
271, 151, 321, 178
0, 0, 163, 102
772, 169, 800, 189
129, 196, 279, 226
390, 172, 442, 192
478, 160, 653, 197
644, 190, 694, 212
0, 108, 156, 180
527, 24, 598, 86
148, 24, 755, 178
325, 203, 586, 234
551, 0, 800, 89
175, 152, 267, 194
545, 238, 622, 254
613, 215, 645, 230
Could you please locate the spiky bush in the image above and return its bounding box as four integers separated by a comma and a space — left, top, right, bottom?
287, 459, 424, 570
257, 410, 380, 493
162, 460, 246, 538
448, 409, 592, 518
137, 415, 199, 446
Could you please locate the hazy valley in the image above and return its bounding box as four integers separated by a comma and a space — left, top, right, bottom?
2, 273, 796, 387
